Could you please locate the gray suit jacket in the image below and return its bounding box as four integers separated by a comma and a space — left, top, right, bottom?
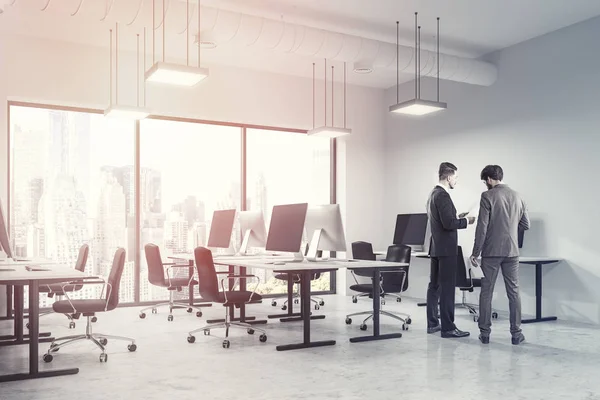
472, 184, 530, 258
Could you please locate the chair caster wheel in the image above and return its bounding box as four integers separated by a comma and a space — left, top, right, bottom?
406, 318, 412, 325
492, 312, 499, 319
359, 324, 368, 331
222, 340, 230, 349
345, 317, 352, 325
196, 311, 202, 317
99, 353, 108, 363
128, 344, 137, 352
151, 308, 157, 314
396, 297, 402, 303
203, 330, 210, 336
69, 322, 76, 329
314, 305, 320, 310
167, 315, 174, 322
381, 300, 386, 306
43, 354, 53, 363
139, 313, 146, 319
319, 300, 325, 306
99, 338, 108, 346
473, 316, 479, 322
271, 300, 277, 307
91, 317, 98, 323
352, 297, 358, 304
187, 308, 193, 313
247, 329, 255, 335
281, 305, 287, 311
402, 324, 409, 331
259, 334, 267, 343
187, 335, 196, 343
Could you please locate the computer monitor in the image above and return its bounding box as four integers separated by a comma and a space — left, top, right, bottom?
207, 209, 236, 249
393, 213, 428, 250
0, 198, 13, 259
238, 210, 267, 255
304, 204, 346, 261
265, 203, 308, 259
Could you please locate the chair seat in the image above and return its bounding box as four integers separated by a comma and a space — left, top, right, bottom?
40, 283, 84, 295
53, 299, 108, 314
349, 283, 374, 294
167, 278, 198, 290
218, 291, 262, 306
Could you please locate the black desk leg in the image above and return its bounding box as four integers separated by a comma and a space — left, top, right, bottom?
0, 285, 52, 345
350, 268, 403, 343
522, 263, 557, 324
0, 285, 14, 321
276, 271, 336, 351
269, 273, 324, 322
0, 281, 79, 383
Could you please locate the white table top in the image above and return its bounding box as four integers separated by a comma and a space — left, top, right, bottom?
0, 258, 56, 266
213, 256, 408, 272
0, 264, 88, 284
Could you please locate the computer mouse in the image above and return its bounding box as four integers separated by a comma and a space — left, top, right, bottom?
273, 261, 286, 265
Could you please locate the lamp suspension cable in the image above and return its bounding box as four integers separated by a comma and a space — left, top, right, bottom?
152, 0, 155, 64
186, 0, 189, 66
116, 22, 119, 104
331, 65, 334, 127
324, 58, 327, 127
137, 33, 140, 107
396, 20, 399, 104
312, 62, 315, 129
418, 25, 421, 99
344, 61, 346, 129
414, 12, 417, 100
109, 28, 113, 105
162, 0, 165, 62
198, 0, 201, 67
143, 27, 147, 106
437, 17, 440, 102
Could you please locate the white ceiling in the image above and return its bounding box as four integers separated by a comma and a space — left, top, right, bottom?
1, 0, 600, 88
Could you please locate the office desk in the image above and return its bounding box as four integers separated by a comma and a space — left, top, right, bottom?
519, 257, 561, 324
216, 257, 408, 351
0, 265, 92, 382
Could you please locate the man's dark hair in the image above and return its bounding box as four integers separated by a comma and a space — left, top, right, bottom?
480, 165, 504, 181
438, 162, 458, 181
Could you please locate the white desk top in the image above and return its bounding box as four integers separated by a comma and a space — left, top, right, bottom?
0, 258, 56, 266
0, 264, 88, 284
213, 256, 408, 272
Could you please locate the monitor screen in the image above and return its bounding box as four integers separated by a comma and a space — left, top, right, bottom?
0, 198, 12, 259
207, 209, 236, 249
265, 203, 308, 253
393, 213, 428, 246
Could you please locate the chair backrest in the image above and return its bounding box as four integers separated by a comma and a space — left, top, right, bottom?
351, 241, 376, 260
455, 246, 472, 289
106, 248, 126, 311
144, 243, 167, 286
74, 244, 89, 273
382, 244, 411, 293
194, 247, 220, 302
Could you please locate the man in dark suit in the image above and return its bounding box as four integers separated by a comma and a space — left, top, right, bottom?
426, 162, 475, 338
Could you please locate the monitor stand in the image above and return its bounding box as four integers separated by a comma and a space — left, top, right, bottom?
288, 252, 305, 263
238, 229, 252, 256
305, 229, 323, 262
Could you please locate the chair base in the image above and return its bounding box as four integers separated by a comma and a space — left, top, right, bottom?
271, 287, 325, 310
44, 316, 136, 363
188, 308, 267, 348
345, 310, 412, 330
458, 292, 498, 322
139, 300, 205, 321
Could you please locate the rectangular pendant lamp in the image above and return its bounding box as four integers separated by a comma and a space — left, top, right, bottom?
307, 126, 352, 138
389, 98, 447, 116
104, 104, 151, 120
145, 62, 209, 86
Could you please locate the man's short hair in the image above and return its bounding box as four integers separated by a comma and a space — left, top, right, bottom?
480, 165, 504, 181
438, 162, 458, 181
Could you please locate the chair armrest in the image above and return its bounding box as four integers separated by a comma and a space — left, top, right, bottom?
60, 277, 113, 313
165, 265, 195, 288
219, 275, 261, 304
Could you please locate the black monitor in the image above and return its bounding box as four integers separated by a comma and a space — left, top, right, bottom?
518, 229, 525, 249
393, 213, 428, 246
0, 198, 13, 259
207, 209, 236, 249
265, 203, 308, 253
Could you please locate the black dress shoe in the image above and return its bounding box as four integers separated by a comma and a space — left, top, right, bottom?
479, 334, 490, 344
427, 325, 441, 334
511, 333, 525, 345
441, 329, 470, 338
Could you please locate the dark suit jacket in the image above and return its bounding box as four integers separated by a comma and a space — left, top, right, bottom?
427, 186, 468, 257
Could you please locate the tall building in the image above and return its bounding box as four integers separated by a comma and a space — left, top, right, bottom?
254, 172, 268, 218
112, 166, 162, 221
164, 211, 189, 254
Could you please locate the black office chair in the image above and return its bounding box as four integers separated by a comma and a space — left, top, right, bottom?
43, 248, 137, 363
270, 244, 325, 310
346, 244, 413, 331
456, 246, 498, 322
139, 244, 204, 321
28, 244, 90, 330
187, 247, 267, 349
349, 241, 377, 303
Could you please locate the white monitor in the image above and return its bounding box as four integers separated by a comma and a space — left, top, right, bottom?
0, 198, 13, 259
304, 204, 346, 261
265, 203, 308, 261
238, 210, 267, 255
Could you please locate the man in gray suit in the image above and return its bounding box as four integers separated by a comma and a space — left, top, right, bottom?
469, 165, 530, 345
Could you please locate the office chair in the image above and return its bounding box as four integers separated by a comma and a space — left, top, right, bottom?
43, 248, 137, 363
187, 246, 267, 349
349, 241, 377, 303
139, 243, 204, 321
456, 246, 498, 322
346, 244, 412, 331
27, 244, 90, 330
270, 244, 325, 310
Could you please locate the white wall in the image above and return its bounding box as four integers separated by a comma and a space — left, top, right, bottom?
385, 17, 600, 324
0, 34, 387, 313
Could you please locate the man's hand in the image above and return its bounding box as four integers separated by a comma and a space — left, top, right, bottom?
470, 256, 479, 268
458, 212, 469, 218
466, 216, 476, 225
